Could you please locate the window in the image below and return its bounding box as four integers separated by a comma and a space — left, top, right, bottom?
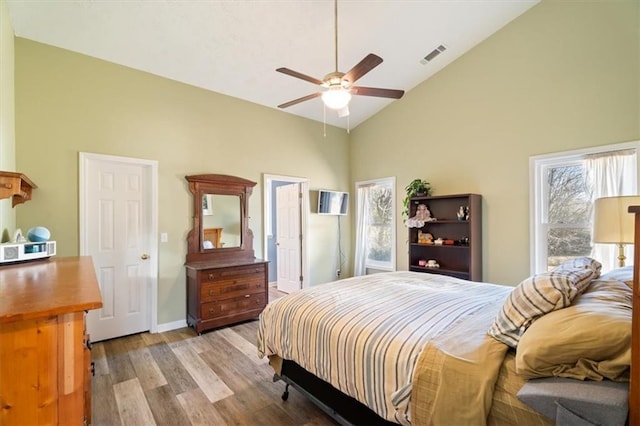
354, 177, 396, 275
530, 141, 639, 274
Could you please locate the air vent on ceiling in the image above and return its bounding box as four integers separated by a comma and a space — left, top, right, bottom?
420, 45, 447, 65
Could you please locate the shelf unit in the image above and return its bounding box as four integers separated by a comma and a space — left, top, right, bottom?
408, 193, 482, 281
0, 171, 37, 207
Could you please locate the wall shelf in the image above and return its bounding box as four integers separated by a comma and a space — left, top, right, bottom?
0, 171, 37, 207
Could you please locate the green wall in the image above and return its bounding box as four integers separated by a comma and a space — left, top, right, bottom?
350, 0, 639, 285
10, 0, 640, 326
14, 39, 350, 325
0, 0, 15, 241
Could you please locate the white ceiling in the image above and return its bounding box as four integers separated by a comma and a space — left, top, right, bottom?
6, 0, 539, 130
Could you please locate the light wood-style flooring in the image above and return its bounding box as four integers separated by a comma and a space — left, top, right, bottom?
91, 287, 337, 425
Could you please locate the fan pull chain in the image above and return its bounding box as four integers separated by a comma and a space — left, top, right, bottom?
347, 114, 350, 134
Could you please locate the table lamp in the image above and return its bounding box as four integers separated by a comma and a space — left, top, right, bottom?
593, 195, 640, 267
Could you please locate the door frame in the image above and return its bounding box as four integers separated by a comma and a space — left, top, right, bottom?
78, 152, 159, 333
263, 174, 309, 289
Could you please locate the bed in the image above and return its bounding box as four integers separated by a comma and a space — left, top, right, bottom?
257, 210, 640, 425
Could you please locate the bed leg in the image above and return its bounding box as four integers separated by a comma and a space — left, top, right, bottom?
281, 383, 290, 401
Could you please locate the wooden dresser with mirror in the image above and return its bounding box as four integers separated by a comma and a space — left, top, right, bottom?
185, 174, 268, 334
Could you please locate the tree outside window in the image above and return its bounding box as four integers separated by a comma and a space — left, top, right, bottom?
545, 163, 592, 269
531, 142, 638, 273
355, 177, 396, 275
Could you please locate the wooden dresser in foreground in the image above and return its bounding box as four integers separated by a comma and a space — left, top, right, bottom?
0, 256, 103, 426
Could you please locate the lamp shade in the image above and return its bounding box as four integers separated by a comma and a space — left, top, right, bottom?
593, 195, 640, 244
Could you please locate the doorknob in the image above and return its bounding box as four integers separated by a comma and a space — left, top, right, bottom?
141, 253, 149, 260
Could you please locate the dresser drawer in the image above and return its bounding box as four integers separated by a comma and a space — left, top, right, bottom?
199, 264, 266, 283
200, 278, 265, 303
201, 293, 266, 320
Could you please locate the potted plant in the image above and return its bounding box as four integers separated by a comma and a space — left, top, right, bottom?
402, 179, 432, 218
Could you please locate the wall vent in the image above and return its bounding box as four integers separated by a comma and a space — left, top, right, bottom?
420, 45, 447, 65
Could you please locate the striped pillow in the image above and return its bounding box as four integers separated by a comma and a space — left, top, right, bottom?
488, 259, 601, 348
552, 256, 602, 274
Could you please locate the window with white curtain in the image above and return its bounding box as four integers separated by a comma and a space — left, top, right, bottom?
354, 177, 396, 275
530, 141, 639, 274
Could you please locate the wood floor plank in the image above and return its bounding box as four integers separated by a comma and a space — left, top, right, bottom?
90, 287, 336, 426
286, 390, 339, 425
170, 342, 234, 403
254, 378, 337, 425
230, 319, 261, 345
103, 335, 137, 384
113, 378, 156, 425
220, 382, 283, 419
200, 333, 272, 392
161, 327, 197, 343
91, 373, 120, 426
176, 388, 228, 426
212, 393, 253, 425
124, 337, 168, 390
147, 342, 199, 395
215, 327, 267, 366
91, 341, 110, 376
303, 417, 339, 426
144, 384, 192, 426
170, 334, 215, 354
140, 331, 166, 346
248, 402, 298, 426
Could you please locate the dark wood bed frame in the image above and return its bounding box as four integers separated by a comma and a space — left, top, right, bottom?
274, 207, 640, 425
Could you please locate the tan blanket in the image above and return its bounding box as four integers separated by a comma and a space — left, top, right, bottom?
411, 295, 552, 425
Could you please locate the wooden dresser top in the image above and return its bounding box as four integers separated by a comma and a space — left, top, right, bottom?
0, 256, 103, 323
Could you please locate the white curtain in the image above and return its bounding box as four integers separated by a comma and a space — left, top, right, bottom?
354, 186, 372, 276
586, 150, 636, 272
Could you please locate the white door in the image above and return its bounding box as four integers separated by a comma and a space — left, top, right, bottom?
80, 153, 157, 342
276, 183, 302, 293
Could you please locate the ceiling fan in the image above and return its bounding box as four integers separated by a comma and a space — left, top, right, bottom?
276, 0, 404, 116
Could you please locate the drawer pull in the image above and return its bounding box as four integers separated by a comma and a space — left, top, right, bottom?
245, 294, 250, 298
209, 290, 215, 296
209, 308, 215, 314
90, 362, 95, 377
208, 273, 215, 280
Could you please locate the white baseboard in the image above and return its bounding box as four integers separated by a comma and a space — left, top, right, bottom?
156, 319, 188, 333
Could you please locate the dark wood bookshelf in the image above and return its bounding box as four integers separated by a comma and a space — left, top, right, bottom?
407, 194, 482, 281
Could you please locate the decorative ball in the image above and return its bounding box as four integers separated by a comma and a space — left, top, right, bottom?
27, 226, 51, 242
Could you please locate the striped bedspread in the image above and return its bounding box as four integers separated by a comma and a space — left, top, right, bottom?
257, 271, 512, 424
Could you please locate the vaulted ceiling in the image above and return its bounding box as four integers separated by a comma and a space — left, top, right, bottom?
6, 0, 539, 129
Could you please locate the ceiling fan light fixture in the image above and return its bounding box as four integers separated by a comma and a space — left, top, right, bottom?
322, 86, 352, 110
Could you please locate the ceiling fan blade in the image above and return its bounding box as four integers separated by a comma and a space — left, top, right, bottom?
343, 54, 383, 84
277, 92, 322, 109
351, 86, 405, 99
276, 68, 324, 86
